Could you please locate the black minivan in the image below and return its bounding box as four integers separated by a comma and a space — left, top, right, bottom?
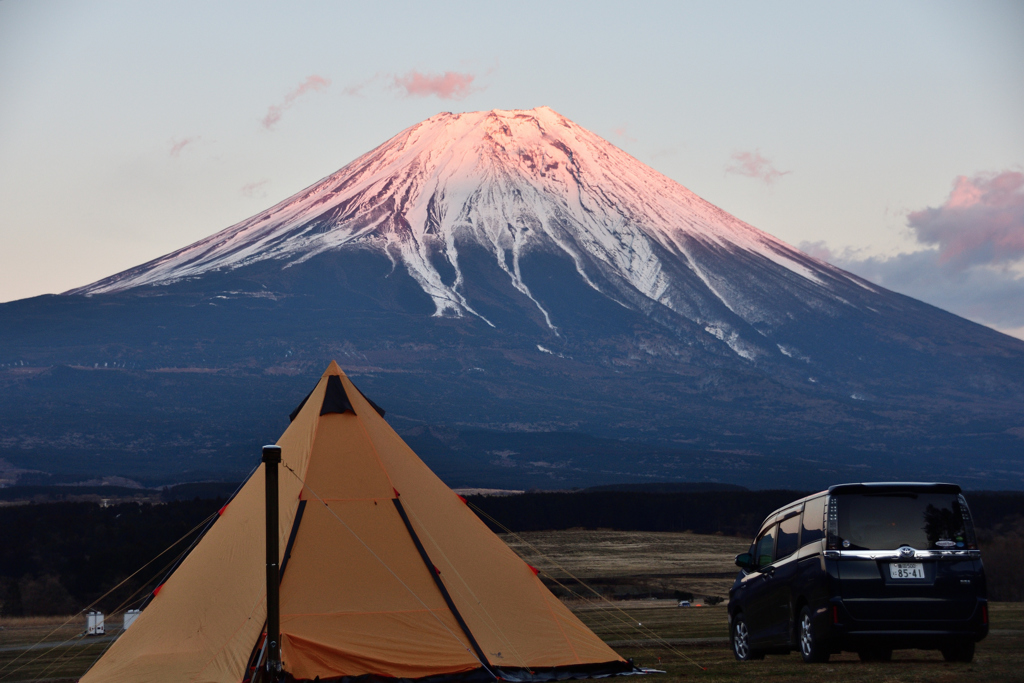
728, 482, 987, 663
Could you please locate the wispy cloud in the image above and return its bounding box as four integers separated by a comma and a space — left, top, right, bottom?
169, 136, 200, 157
726, 150, 791, 185
612, 126, 637, 143
342, 73, 382, 97
262, 75, 331, 130
392, 70, 477, 100
798, 169, 1024, 340
343, 68, 485, 100
241, 179, 270, 198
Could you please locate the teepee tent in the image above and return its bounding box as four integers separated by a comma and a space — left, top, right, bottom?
82, 362, 631, 683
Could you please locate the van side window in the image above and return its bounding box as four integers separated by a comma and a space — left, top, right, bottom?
801, 496, 826, 547
776, 513, 800, 560
755, 525, 777, 568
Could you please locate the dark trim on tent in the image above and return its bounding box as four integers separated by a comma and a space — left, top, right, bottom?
283, 659, 638, 683
392, 498, 492, 672
289, 376, 385, 422
352, 383, 386, 417
280, 499, 307, 578
321, 375, 355, 416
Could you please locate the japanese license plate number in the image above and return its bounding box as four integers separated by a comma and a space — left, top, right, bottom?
889, 562, 925, 579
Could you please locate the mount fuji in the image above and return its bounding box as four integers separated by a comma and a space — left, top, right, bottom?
3, 107, 1023, 489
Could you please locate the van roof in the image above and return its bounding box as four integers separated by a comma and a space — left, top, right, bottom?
756, 482, 962, 531
828, 482, 961, 495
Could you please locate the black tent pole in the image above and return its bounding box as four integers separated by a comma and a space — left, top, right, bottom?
263, 445, 283, 681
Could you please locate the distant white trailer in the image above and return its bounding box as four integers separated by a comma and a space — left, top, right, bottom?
87, 611, 105, 635
123, 609, 141, 630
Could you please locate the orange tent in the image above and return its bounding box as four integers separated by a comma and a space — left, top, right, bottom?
81, 362, 631, 683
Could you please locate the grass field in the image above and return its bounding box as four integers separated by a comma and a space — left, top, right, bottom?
1, 530, 1020, 682
502, 529, 748, 600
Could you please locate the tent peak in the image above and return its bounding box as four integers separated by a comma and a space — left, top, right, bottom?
322, 360, 346, 378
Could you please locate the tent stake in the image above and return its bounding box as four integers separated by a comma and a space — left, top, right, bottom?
263, 445, 283, 681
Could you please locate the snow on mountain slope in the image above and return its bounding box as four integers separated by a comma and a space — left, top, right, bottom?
71, 107, 872, 355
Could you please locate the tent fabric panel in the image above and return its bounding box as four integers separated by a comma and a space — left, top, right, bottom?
279, 500, 449, 616
404, 503, 612, 669
339, 374, 624, 669
80, 466, 272, 683
82, 377, 328, 683
281, 610, 480, 681
299, 412, 395, 501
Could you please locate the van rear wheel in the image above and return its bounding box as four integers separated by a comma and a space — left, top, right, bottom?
731, 614, 764, 661
798, 606, 830, 663
941, 641, 975, 663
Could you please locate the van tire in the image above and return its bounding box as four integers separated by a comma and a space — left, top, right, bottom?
798, 606, 830, 663
731, 614, 764, 661
941, 641, 975, 663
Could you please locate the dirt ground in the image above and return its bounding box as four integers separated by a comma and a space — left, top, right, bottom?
1, 530, 1019, 682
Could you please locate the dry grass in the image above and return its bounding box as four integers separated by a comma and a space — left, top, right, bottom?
0, 615, 110, 682
528, 531, 1024, 683
0, 532, 1020, 682
500, 529, 748, 599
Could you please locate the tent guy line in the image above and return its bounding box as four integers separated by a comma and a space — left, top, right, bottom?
466, 501, 709, 672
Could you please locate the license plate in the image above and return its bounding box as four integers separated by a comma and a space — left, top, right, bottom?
889, 562, 925, 579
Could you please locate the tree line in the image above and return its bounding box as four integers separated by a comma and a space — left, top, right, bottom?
1, 488, 1020, 616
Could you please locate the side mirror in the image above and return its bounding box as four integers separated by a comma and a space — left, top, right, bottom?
735, 553, 754, 570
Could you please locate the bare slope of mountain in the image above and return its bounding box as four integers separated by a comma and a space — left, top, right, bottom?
3, 107, 1023, 489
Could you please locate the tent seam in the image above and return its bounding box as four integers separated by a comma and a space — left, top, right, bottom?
402, 504, 531, 670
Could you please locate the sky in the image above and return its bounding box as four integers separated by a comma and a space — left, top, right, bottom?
1, 0, 1022, 338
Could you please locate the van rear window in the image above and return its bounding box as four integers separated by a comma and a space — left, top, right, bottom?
835, 493, 976, 551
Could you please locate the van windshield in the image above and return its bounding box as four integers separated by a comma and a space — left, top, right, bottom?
835, 493, 975, 551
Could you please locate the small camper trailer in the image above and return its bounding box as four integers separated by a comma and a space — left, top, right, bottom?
86, 611, 104, 636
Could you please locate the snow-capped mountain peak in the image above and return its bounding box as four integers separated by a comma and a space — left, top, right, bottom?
72, 107, 867, 357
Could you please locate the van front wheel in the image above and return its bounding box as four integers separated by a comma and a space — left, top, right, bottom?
798, 606, 830, 663
731, 614, 764, 661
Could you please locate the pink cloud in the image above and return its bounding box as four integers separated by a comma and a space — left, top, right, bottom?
907, 170, 1024, 270
726, 150, 791, 185
392, 70, 476, 100
612, 126, 637, 143
169, 136, 199, 157
796, 170, 1024, 336
262, 75, 331, 130
241, 179, 270, 198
